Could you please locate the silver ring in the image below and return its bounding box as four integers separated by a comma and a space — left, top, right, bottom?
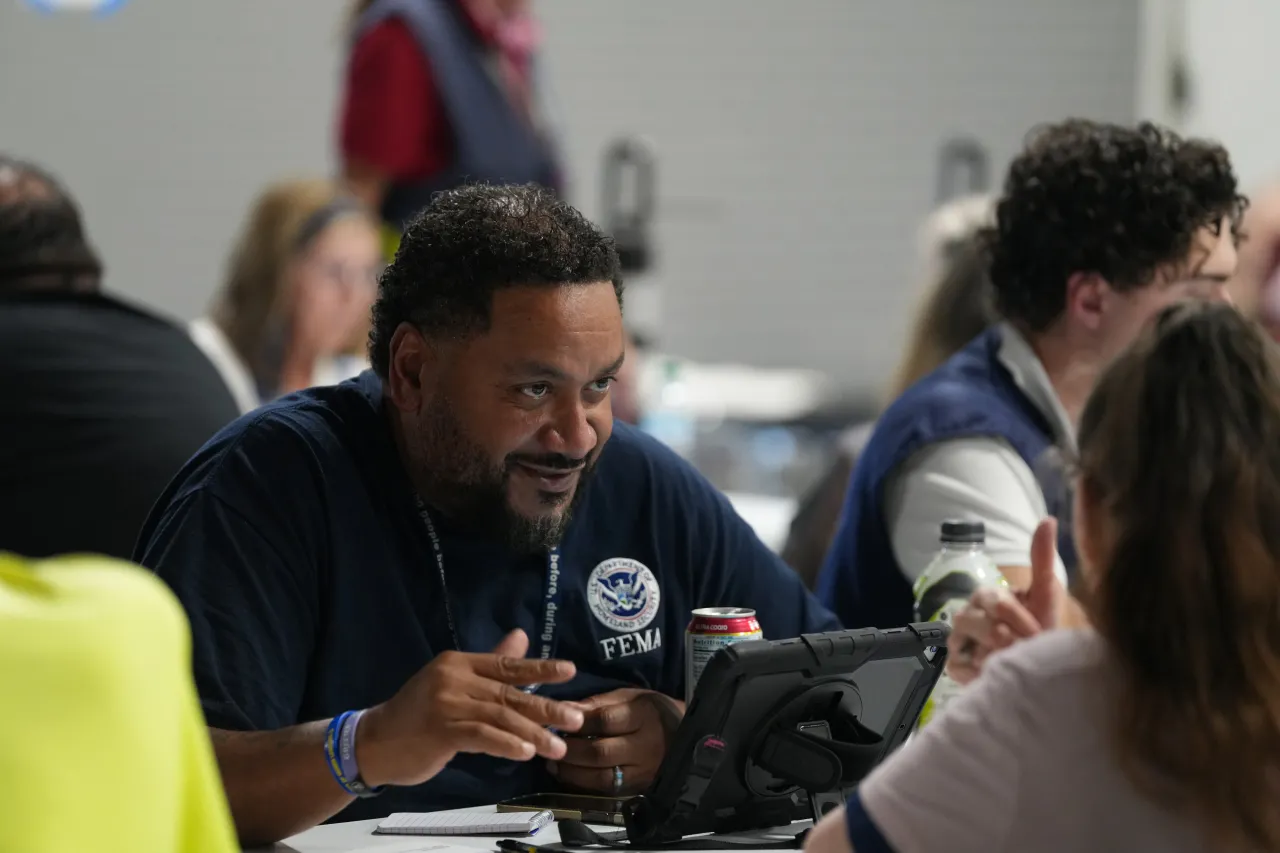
612, 765, 623, 794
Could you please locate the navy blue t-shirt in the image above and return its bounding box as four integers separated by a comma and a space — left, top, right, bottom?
135, 372, 839, 822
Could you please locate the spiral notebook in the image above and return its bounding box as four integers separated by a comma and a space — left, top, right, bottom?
374, 809, 555, 837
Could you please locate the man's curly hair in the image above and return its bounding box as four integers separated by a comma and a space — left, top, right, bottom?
985, 119, 1246, 331
369, 183, 622, 377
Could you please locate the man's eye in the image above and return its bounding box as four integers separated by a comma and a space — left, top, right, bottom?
520, 384, 550, 400
590, 378, 614, 393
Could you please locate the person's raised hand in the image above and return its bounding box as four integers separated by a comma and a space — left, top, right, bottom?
1019, 516, 1062, 629
947, 518, 1060, 685
548, 688, 685, 795
357, 629, 584, 788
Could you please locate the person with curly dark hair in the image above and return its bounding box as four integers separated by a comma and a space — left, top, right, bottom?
808, 300, 1280, 853
817, 119, 1243, 635
134, 183, 838, 846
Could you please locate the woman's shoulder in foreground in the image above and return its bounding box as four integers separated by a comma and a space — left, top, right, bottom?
991, 627, 1109, 681
849, 629, 1222, 853
958, 628, 1114, 749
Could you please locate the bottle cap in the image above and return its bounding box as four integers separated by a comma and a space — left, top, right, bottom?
940, 519, 985, 544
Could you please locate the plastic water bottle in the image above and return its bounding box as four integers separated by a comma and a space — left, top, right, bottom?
912, 519, 1007, 729
638, 357, 697, 459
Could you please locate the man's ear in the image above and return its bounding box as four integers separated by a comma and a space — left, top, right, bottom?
385, 323, 441, 412
1064, 271, 1107, 332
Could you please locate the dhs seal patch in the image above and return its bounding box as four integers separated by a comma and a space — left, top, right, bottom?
587, 558, 660, 633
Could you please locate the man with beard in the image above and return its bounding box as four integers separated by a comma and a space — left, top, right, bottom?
135, 183, 839, 846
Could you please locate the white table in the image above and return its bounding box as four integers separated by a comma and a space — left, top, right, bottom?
266, 805, 809, 853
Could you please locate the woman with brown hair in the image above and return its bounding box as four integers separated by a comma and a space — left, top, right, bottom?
781, 195, 996, 586
805, 301, 1280, 852
191, 179, 382, 412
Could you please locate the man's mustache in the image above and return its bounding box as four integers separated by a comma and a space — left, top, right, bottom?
507, 453, 589, 472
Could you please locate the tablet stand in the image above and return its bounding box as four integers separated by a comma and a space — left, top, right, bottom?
564, 715, 876, 851
754, 720, 881, 824
749, 682, 884, 825
610, 625, 947, 848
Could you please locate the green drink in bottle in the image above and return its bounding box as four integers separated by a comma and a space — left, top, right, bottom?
912, 519, 1007, 729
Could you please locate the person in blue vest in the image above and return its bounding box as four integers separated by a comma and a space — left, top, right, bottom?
340, 0, 559, 252
815, 119, 1244, 633
135, 183, 838, 846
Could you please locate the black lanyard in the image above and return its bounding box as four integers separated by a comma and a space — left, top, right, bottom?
416, 500, 563, 668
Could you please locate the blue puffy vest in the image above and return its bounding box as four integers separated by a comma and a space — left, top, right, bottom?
353, 0, 560, 230
816, 327, 1077, 630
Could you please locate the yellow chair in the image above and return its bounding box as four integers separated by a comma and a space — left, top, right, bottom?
0, 553, 237, 853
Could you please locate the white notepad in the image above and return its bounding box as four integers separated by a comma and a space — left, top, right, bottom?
374, 809, 555, 836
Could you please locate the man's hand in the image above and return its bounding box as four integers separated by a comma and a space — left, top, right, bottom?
947, 518, 1061, 685
549, 688, 685, 795
358, 629, 585, 787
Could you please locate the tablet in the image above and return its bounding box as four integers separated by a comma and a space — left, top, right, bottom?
622, 623, 948, 846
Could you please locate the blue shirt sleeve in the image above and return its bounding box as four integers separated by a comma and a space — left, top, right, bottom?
134, 432, 324, 732
844, 792, 896, 853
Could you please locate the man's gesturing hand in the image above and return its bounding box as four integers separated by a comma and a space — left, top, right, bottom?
549, 688, 685, 795
356, 629, 584, 788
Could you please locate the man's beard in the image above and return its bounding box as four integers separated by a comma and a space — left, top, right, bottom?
412, 401, 596, 553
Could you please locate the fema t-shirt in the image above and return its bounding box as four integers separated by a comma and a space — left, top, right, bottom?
135, 372, 839, 821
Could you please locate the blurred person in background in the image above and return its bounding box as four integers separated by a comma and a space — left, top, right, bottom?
805, 302, 1280, 853
340, 0, 561, 253
191, 179, 381, 412
1228, 179, 1280, 338
781, 195, 996, 588
610, 329, 646, 425
2, 553, 238, 853
0, 155, 239, 560
817, 120, 1243, 632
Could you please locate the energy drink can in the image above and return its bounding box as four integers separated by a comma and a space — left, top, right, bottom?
685, 607, 763, 704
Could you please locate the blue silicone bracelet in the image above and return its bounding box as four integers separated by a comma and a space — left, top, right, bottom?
324, 710, 384, 798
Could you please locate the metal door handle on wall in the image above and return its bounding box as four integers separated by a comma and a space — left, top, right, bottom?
602, 137, 656, 275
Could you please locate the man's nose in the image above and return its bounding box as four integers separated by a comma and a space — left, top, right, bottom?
544, 397, 597, 460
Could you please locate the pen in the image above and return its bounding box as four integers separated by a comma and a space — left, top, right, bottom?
496, 839, 554, 853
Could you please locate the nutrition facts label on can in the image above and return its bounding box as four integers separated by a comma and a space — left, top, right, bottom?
685, 607, 763, 704
689, 634, 736, 680
685, 632, 758, 702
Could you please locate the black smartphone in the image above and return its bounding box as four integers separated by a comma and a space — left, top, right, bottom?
497, 793, 631, 826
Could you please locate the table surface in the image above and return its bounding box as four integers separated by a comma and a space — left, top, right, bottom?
265, 805, 809, 853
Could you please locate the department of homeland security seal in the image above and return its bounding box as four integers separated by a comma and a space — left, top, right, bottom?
587, 558, 661, 632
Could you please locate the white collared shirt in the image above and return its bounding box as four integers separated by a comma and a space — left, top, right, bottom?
884, 323, 1072, 583
189, 317, 259, 415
